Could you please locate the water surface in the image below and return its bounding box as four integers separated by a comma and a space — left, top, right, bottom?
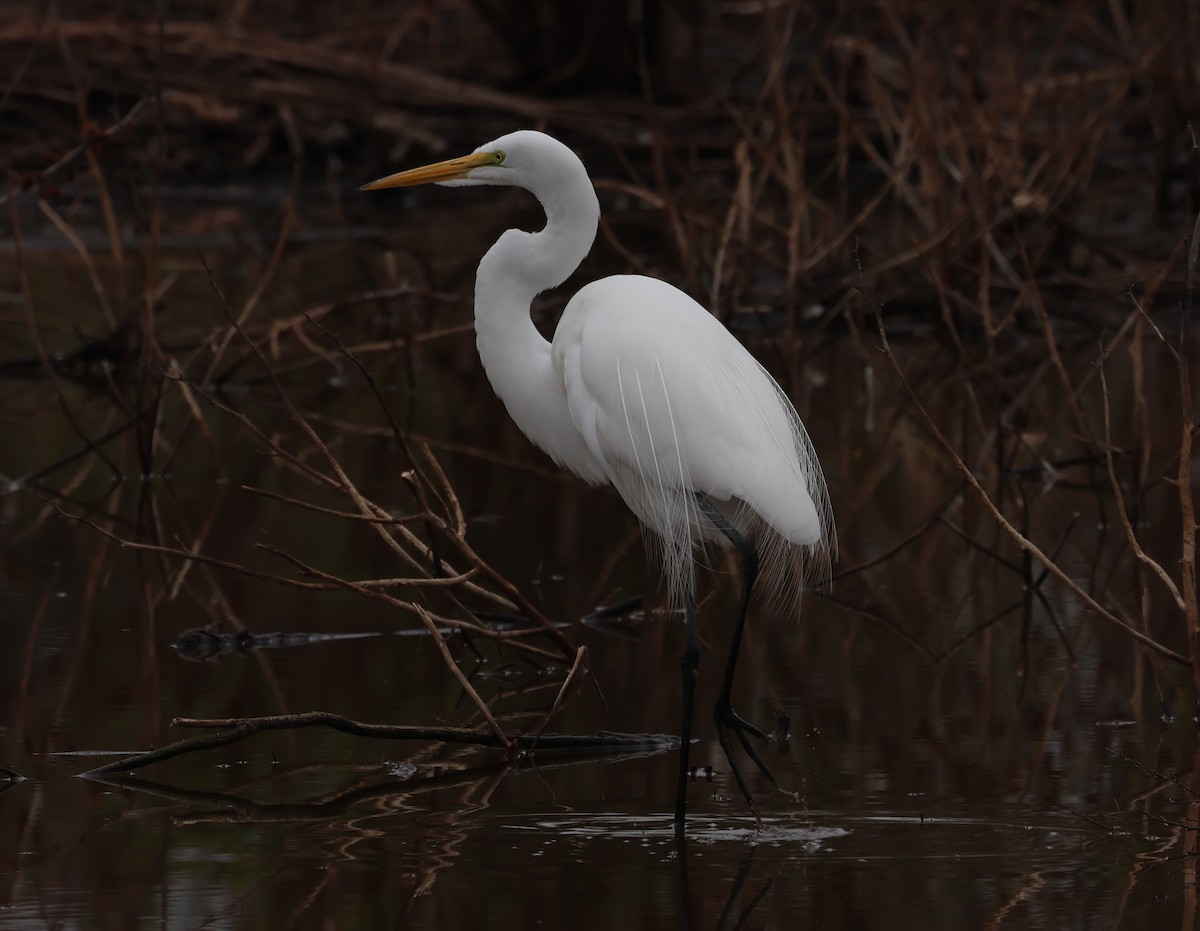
1, 189, 1195, 930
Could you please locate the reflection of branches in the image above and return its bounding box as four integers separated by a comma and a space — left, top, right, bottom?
87, 743, 674, 909
983, 869, 1045, 931
86, 745, 669, 821
84, 760, 521, 823
1089, 745, 1200, 927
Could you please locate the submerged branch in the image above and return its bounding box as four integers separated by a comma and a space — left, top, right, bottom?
78, 711, 678, 777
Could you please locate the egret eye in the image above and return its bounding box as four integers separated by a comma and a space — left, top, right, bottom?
494, 150, 506, 164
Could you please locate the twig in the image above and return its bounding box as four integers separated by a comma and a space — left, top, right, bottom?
871, 306, 1187, 665
1097, 358, 1185, 610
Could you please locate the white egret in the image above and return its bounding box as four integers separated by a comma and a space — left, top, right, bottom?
363, 130, 835, 832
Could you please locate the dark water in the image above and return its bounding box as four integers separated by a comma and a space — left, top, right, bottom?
2, 192, 1197, 929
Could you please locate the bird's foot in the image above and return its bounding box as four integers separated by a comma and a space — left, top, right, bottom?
719, 707, 771, 743
713, 702, 783, 822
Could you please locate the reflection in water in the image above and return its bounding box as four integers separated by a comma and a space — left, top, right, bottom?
173, 625, 385, 661
674, 834, 779, 931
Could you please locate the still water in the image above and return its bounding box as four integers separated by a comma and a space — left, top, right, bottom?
1, 188, 1196, 929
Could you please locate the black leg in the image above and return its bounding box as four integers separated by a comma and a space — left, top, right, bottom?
694, 494, 781, 819
674, 579, 699, 835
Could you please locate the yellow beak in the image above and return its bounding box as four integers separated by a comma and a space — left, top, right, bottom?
360, 151, 496, 191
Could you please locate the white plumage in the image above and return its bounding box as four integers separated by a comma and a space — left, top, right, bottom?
555, 274, 833, 604
363, 129, 835, 828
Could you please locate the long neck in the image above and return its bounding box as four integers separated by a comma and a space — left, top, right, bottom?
472, 170, 603, 479
473, 175, 599, 352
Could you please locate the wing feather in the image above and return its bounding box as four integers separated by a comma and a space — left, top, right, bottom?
554, 274, 834, 603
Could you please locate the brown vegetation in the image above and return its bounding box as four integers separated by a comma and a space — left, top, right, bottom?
2, 0, 1198, 864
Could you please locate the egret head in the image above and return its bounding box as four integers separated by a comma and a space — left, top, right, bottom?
360, 130, 585, 193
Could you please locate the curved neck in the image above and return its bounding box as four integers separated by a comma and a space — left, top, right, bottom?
474, 174, 599, 334
471, 166, 602, 478
472, 167, 598, 398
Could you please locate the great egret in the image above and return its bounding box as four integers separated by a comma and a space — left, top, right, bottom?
363, 130, 835, 832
